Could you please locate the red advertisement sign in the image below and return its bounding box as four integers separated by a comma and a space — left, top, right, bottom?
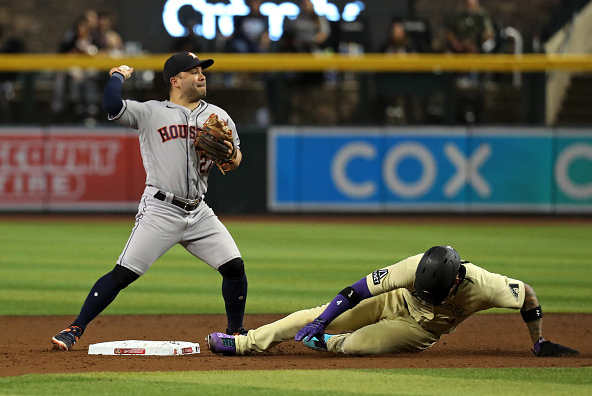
0, 127, 145, 211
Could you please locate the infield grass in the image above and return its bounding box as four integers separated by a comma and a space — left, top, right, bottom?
1, 217, 591, 392
1, 218, 591, 315
0, 368, 591, 395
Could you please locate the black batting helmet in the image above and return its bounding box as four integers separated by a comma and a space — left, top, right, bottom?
414, 246, 461, 306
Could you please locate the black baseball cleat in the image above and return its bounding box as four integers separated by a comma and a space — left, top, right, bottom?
52, 325, 84, 351
226, 327, 248, 336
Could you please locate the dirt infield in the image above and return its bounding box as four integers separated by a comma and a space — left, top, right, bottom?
2, 313, 590, 377
2, 214, 590, 376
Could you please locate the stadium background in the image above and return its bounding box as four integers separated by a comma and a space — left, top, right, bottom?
1, 2, 592, 392
0, 0, 591, 216
1, 0, 572, 53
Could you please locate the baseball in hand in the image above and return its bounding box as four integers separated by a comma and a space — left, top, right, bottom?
119, 65, 131, 71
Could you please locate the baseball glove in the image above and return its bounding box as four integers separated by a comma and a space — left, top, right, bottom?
195, 113, 237, 174
533, 338, 579, 357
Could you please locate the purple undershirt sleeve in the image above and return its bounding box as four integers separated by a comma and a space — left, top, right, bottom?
317, 277, 373, 323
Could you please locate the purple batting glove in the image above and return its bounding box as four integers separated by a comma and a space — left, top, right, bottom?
295, 317, 329, 342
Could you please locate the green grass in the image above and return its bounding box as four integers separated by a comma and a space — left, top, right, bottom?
1, 218, 591, 392
1, 368, 591, 395
1, 219, 591, 315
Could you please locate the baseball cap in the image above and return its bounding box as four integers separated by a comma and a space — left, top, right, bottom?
163, 52, 214, 83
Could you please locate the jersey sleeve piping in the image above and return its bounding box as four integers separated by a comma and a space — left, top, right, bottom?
108, 99, 128, 121
196, 102, 209, 118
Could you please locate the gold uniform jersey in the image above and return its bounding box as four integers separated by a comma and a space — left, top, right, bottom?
235, 253, 527, 355
366, 254, 525, 336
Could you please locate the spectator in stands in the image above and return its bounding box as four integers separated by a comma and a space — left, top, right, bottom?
0, 24, 26, 122
327, 4, 370, 55
170, 19, 204, 54
444, 0, 495, 54
277, 0, 332, 124
380, 19, 417, 54
220, 0, 269, 88
444, 0, 495, 124
225, 0, 270, 54
85, 9, 102, 49
0, 24, 25, 54
58, 15, 99, 55
281, 0, 330, 54
97, 11, 124, 55
52, 12, 102, 124
376, 19, 426, 125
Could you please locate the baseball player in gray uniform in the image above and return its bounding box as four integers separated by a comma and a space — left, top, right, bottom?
208, 246, 578, 357
52, 52, 248, 351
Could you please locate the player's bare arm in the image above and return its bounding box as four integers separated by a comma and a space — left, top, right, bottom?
521, 283, 542, 344
519, 282, 579, 357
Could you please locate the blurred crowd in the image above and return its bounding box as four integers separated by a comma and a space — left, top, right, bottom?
0, 22, 25, 121
0, 0, 533, 126
51, 10, 124, 124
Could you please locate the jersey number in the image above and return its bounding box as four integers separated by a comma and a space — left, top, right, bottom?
199, 157, 214, 174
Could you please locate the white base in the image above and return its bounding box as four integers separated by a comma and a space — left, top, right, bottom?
88, 340, 200, 356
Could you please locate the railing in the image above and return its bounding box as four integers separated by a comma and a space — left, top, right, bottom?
1, 53, 592, 73
2, 53, 592, 126
500, 27, 523, 87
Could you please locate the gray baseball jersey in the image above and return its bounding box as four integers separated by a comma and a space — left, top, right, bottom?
109, 99, 241, 275
110, 99, 239, 199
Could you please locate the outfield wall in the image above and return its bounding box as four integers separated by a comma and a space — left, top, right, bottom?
267, 127, 592, 214
1, 126, 591, 214
0, 127, 145, 212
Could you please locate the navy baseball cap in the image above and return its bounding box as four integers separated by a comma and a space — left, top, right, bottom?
163, 52, 214, 83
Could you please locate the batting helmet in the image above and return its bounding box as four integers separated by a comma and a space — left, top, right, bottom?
414, 246, 461, 306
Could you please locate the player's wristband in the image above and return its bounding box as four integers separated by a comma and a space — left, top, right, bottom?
521, 305, 543, 322
112, 72, 125, 82
339, 286, 361, 307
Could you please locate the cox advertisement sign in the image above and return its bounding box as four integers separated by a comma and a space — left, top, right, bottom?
267, 127, 592, 213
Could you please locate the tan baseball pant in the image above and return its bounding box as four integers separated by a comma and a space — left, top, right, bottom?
235, 289, 440, 355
